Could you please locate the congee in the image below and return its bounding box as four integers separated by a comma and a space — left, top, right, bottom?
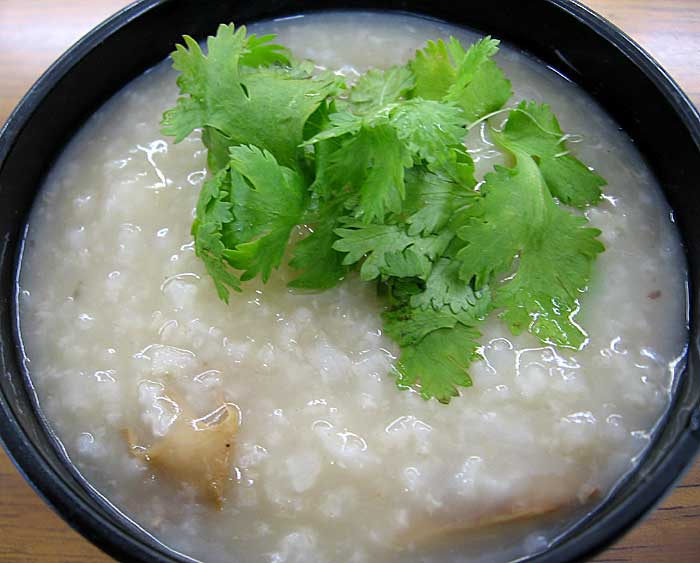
17, 12, 688, 563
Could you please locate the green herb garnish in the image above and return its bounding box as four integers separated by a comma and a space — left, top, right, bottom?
162, 24, 606, 403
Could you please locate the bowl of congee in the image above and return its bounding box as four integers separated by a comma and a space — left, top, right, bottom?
1, 0, 699, 561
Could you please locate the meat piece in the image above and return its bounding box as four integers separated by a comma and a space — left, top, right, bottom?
125, 401, 238, 509
395, 476, 598, 547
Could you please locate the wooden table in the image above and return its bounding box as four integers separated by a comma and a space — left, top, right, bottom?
0, 1, 698, 561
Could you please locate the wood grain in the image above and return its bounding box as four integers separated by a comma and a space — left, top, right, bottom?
0, 1, 698, 562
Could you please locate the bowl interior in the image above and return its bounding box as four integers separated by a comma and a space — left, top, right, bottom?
0, 1, 699, 562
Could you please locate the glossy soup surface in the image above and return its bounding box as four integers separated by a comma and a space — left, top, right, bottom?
18, 12, 688, 563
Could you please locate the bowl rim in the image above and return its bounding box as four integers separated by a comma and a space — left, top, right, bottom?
0, 1, 699, 562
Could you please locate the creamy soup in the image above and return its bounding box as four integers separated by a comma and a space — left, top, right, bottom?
17, 12, 688, 563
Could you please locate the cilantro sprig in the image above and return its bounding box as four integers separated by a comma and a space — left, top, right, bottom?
163, 24, 606, 403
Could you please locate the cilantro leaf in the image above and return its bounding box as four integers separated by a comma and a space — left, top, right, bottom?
304, 110, 364, 144
448, 58, 512, 123
288, 197, 349, 290
220, 65, 339, 168
384, 304, 462, 346
333, 222, 451, 280
333, 124, 413, 223
304, 101, 348, 199
221, 145, 307, 282
383, 298, 485, 403
440, 145, 477, 186
409, 39, 455, 100
306, 100, 469, 221
191, 168, 240, 301
539, 156, 606, 208
348, 65, 415, 114
446, 36, 499, 94
444, 38, 512, 123
303, 112, 410, 220
381, 277, 424, 307
389, 99, 467, 169
161, 24, 340, 171
410, 258, 491, 317
402, 167, 476, 235
410, 36, 512, 122
455, 153, 604, 347
201, 127, 236, 175
241, 33, 290, 67
310, 95, 467, 170
492, 101, 606, 207
393, 323, 481, 403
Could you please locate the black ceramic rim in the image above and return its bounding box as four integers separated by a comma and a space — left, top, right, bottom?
0, 1, 699, 562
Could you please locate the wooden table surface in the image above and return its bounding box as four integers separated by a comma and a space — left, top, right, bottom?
0, 1, 698, 561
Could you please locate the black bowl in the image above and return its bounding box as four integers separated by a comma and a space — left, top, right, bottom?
1, 1, 699, 562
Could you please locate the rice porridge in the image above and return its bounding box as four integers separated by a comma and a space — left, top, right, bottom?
17, 12, 688, 563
